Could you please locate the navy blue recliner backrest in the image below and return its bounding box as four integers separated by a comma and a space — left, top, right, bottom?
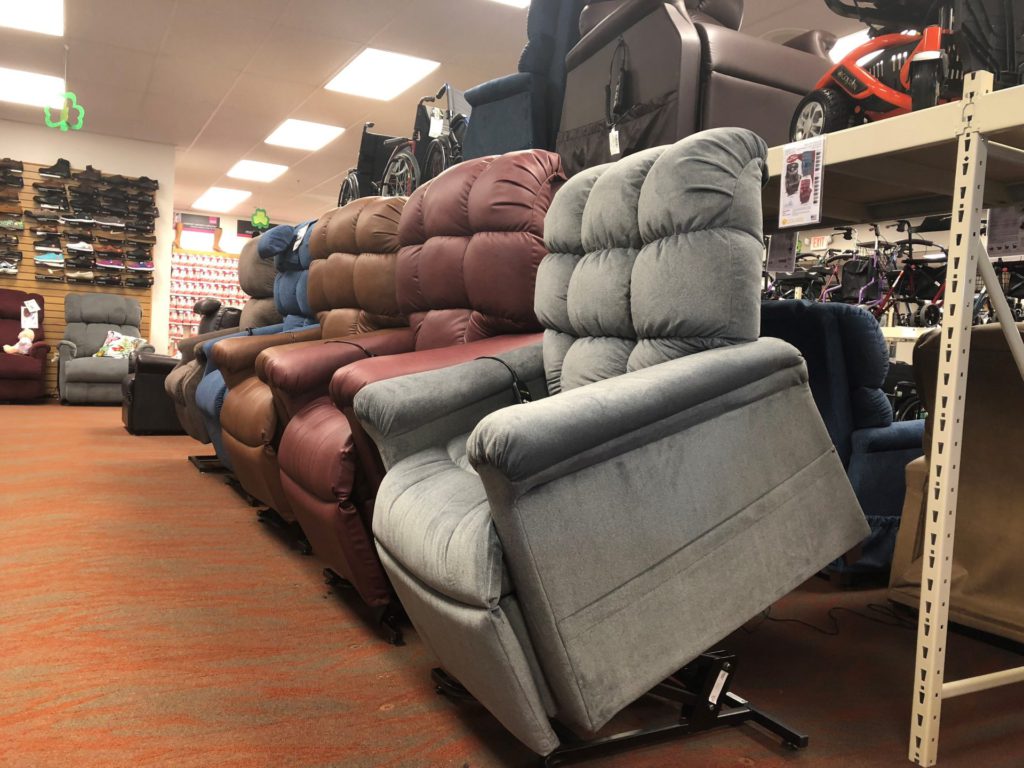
526, 0, 587, 147
272, 219, 318, 331
760, 300, 892, 466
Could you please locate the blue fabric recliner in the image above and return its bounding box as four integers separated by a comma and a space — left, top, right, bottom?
195, 221, 319, 468
760, 301, 925, 575
461, 0, 587, 159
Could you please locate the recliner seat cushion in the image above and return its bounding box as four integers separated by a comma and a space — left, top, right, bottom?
64, 356, 130, 383
537, 129, 765, 393
0, 353, 44, 380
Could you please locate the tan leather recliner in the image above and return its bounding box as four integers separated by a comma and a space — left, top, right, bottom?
212, 197, 407, 520
889, 324, 1024, 643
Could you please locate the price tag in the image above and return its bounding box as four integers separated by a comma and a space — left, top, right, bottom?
23, 299, 40, 313
429, 115, 444, 138
292, 223, 310, 251
988, 205, 1024, 256
766, 231, 797, 274
609, 127, 620, 157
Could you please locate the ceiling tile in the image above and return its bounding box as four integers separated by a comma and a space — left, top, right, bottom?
67, 0, 175, 53
244, 29, 359, 87
147, 55, 241, 102
135, 92, 219, 146
159, 9, 270, 71
65, 40, 156, 93
280, 0, 407, 42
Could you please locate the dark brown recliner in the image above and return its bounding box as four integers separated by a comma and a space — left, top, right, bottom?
556, 0, 835, 174
889, 324, 1024, 643
267, 150, 564, 637
213, 198, 408, 520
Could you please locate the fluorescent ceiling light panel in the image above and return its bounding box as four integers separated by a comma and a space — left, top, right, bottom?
829, 29, 871, 63
0, 66, 64, 108
193, 186, 252, 213
487, 0, 530, 6
0, 0, 64, 36
264, 118, 344, 150
227, 159, 288, 182
325, 48, 441, 101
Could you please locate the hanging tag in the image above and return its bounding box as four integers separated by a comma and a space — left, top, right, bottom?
292, 223, 310, 251
608, 127, 620, 157
429, 115, 444, 138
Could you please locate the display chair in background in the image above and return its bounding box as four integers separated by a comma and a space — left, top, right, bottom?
0, 288, 48, 402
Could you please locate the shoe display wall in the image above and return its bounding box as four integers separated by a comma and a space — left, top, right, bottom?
0, 157, 160, 397
167, 248, 246, 356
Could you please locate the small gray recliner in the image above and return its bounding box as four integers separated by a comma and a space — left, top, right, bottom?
354, 129, 869, 758
59, 294, 153, 405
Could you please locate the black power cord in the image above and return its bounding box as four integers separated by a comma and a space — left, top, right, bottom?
475, 356, 532, 404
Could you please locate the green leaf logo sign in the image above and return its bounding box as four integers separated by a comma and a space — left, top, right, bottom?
251, 208, 270, 230
44, 92, 85, 132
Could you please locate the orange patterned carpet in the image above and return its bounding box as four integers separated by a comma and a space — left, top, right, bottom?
1, 404, 1022, 767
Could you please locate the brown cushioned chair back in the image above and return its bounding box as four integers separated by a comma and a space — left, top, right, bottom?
396, 149, 565, 351
889, 324, 1024, 643
306, 197, 407, 339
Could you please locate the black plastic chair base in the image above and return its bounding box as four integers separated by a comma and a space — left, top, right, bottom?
432, 651, 809, 766
324, 569, 406, 646
188, 454, 226, 473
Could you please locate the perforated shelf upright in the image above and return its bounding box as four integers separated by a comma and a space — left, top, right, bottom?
765, 75, 1024, 767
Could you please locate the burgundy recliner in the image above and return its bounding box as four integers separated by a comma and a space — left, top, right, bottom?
0, 289, 48, 402
265, 150, 565, 640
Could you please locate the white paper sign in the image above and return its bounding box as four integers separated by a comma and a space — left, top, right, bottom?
987, 205, 1024, 256
428, 115, 444, 139
766, 231, 798, 273
23, 299, 40, 313
292, 223, 310, 251
779, 136, 825, 229
21, 308, 39, 330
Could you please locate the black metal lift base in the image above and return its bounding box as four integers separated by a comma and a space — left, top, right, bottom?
432, 651, 809, 767
188, 454, 227, 473
324, 569, 405, 646
256, 507, 313, 555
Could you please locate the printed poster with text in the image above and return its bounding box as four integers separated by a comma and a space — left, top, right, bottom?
779, 136, 824, 229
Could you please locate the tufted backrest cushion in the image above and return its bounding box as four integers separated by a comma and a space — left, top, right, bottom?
536, 127, 766, 394
272, 219, 318, 328
0, 288, 45, 346
396, 149, 565, 351
306, 197, 408, 339
238, 236, 276, 299
63, 293, 143, 357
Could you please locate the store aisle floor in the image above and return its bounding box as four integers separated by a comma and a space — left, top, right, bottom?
2, 405, 1022, 768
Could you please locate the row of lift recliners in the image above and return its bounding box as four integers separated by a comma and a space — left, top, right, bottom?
162, 132, 885, 761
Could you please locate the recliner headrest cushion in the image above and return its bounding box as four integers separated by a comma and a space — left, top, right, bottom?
257, 223, 297, 260
536, 127, 766, 394
274, 219, 316, 272
65, 293, 142, 327
238, 236, 276, 298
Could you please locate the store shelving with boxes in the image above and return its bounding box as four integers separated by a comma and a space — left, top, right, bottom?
168, 248, 248, 356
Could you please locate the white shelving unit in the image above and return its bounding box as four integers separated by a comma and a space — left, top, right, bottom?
766, 76, 1024, 767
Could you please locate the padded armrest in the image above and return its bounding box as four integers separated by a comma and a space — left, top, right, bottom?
354, 342, 545, 469
567, 0, 673, 69
852, 420, 925, 454
465, 72, 535, 106
57, 339, 77, 358
27, 341, 50, 361
211, 325, 323, 386
699, 24, 829, 94
177, 327, 241, 363
469, 338, 805, 486
260, 328, 416, 414
783, 29, 836, 58
132, 352, 179, 377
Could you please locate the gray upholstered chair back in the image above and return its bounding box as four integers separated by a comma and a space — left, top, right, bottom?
237, 234, 282, 328
63, 294, 143, 357
535, 127, 767, 394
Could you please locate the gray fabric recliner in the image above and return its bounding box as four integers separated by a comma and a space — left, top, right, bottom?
354, 129, 869, 756
59, 294, 153, 405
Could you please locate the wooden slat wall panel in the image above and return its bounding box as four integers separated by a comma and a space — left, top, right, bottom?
1, 163, 154, 398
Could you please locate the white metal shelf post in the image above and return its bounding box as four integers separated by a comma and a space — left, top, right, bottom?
910, 70, 1024, 767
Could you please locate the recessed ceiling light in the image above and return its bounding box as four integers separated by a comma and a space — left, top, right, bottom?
264, 119, 345, 151
0, 66, 64, 108
193, 187, 252, 214
0, 0, 64, 36
226, 159, 289, 183
325, 48, 441, 101
487, 0, 530, 6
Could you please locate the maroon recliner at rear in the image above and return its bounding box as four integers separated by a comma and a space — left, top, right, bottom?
266, 150, 564, 640
0, 289, 49, 402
